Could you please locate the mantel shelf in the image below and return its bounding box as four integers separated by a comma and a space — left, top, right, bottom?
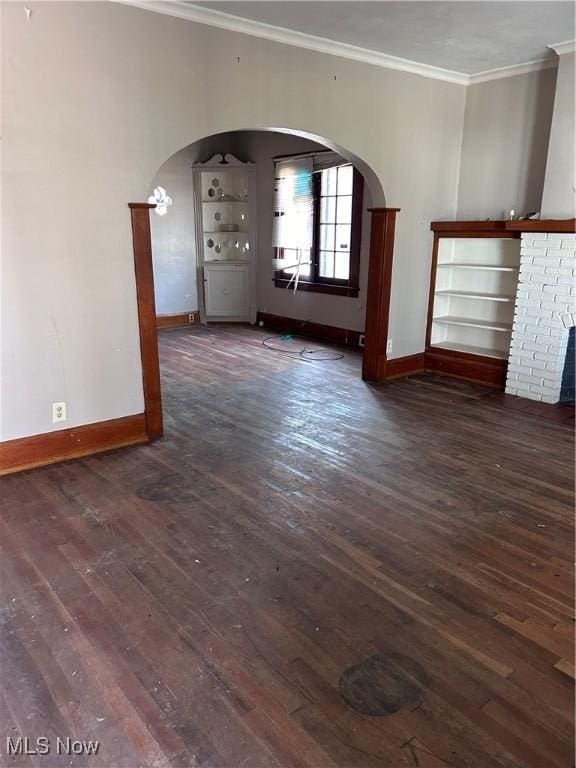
431, 220, 509, 233
431, 218, 576, 235
505, 219, 576, 233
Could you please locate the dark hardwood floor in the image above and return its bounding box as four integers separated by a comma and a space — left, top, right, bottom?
1, 325, 574, 768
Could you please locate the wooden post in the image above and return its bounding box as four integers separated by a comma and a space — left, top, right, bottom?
129, 203, 163, 440
362, 207, 400, 382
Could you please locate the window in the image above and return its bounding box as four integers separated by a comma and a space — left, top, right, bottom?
273, 157, 363, 297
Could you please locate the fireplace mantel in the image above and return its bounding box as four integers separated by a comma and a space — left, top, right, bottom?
432, 219, 576, 234
504, 219, 576, 233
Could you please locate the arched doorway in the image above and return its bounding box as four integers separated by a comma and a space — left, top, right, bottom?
129, 128, 399, 442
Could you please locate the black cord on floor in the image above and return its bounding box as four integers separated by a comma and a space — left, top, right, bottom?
261, 335, 344, 362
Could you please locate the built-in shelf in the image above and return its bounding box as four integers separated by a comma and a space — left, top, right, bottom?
202, 199, 249, 204
437, 263, 518, 272
427, 222, 521, 388
194, 152, 256, 323
205, 259, 249, 265
431, 341, 508, 359
204, 230, 249, 235
433, 316, 512, 332
435, 290, 515, 302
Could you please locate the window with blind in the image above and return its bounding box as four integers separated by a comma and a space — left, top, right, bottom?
273, 153, 363, 296
272, 157, 314, 280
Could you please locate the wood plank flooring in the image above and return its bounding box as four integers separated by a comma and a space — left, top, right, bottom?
1, 325, 574, 767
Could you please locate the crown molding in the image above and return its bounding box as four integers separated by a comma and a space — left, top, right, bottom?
547, 40, 576, 56
468, 56, 558, 85
115, 0, 561, 87
115, 0, 469, 84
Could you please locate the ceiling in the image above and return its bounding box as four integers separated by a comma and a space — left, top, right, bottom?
188, 1, 574, 75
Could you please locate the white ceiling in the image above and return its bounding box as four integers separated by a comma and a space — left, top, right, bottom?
188, 1, 574, 75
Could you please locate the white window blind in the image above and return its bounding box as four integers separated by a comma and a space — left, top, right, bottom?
273, 157, 313, 278
312, 151, 346, 172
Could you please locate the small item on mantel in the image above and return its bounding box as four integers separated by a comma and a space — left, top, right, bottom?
509, 208, 515, 220
519, 211, 540, 220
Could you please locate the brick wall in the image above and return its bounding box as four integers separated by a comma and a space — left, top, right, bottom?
505, 233, 576, 403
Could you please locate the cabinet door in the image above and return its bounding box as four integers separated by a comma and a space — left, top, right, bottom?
205, 266, 249, 319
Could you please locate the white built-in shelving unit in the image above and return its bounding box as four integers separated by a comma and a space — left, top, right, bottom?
429, 235, 521, 361
193, 154, 257, 323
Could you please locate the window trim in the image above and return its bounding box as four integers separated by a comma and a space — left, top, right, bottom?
274, 167, 363, 297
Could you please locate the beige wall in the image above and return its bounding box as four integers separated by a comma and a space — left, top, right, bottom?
457, 67, 557, 219
150, 135, 230, 316
1, 1, 466, 440
541, 52, 576, 218
150, 147, 199, 316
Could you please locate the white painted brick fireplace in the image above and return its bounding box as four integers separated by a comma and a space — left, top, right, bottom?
506, 233, 576, 403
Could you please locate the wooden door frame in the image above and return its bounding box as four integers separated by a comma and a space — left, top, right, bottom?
129, 203, 163, 440
129, 203, 400, 441
362, 207, 401, 380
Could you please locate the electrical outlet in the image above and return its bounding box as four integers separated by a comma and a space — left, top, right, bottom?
52, 401, 67, 423
188, 313, 195, 324
386, 339, 393, 355
358, 334, 365, 348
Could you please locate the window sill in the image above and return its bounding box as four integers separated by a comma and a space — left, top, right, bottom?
273, 277, 359, 297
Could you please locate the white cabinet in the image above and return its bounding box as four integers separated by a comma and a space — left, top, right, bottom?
193, 154, 257, 323
204, 263, 249, 319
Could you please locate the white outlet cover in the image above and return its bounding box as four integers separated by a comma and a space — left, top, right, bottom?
52, 401, 67, 422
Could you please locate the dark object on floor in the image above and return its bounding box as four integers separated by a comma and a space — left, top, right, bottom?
560, 327, 575, 404
136, 472, 196, 503
339, 653, 428, 716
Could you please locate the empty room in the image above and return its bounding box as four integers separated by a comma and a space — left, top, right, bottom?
1, 1, 575, 766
